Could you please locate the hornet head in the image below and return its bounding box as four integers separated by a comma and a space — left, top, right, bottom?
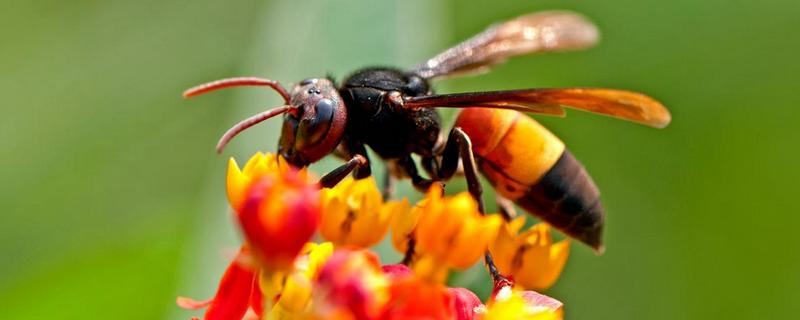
183, 76, 347, 167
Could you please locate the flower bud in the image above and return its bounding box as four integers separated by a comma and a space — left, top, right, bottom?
227, 152, 300, 211
312, 249, 389, 320
229, 153, 321, 272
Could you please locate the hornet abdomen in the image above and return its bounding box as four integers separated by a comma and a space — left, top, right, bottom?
454, 108, 604, 251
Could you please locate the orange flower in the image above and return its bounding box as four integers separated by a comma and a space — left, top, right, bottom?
228, 153, 321, 272
412, 187, 503, 283
490, 218, 569, 290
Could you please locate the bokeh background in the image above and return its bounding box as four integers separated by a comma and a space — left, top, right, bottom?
2, 0, 799, 319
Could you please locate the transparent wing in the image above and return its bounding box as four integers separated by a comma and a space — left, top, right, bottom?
411, 11, 600, 79
403, 88, 671, 128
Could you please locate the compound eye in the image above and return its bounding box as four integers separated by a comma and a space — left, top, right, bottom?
314, 98, 335, 120
296, 98, 335, 149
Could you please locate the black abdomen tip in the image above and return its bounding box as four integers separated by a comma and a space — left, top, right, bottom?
515, 149, 605, 252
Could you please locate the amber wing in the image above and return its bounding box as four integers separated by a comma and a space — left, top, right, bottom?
404, 88, 671, 128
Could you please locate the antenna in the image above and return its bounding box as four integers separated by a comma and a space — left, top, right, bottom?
215, 105, 294, 154
183, 77, 291, 104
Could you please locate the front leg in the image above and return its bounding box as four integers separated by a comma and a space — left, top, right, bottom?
495, 193, 517, 221
343, 140, 372, 179
319, 140, 373, 188
318, 154, 368, 188
382, 166, 396, 200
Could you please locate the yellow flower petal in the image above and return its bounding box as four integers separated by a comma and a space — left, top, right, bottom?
412, 189, 504, 282
483, 288, 563, 320
263, 242, 334, 317
483, 295, 561, 320
348, 198, 398, 247
242, 151, 265, 173
304, 241, 334, 279
319, 195, 347, 243
390, 200, 420, 253
226, 157, 248, 211
320, 177, 397, 248
226, 152, 286, 212
449, 214, 502, 268
279, 272, 313, 312
490, 221, 571, 290
260, 270, 286, 302
491, 216, 525, 273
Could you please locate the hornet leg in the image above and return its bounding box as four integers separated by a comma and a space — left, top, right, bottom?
382, 166, 396, 201
397, 155, 440, 265
439, 127, 507, 284
496, 193, 517, 222
345, 140, 372, 179
318, 154, 369, 188
320, 140, 373, 188
398, 155, 443, 193
439, 128, 484, 212
421, 156, 441, 181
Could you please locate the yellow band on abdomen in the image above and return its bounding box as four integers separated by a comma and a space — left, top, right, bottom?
457, 109, 564, 200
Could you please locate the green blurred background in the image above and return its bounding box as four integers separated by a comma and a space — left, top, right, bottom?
2, 0, 798, 319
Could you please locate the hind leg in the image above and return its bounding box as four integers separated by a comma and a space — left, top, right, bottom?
397, 155, 443, 193
495, 193, 517, 221
438, 128, 485, 212
437, 127, 508, 283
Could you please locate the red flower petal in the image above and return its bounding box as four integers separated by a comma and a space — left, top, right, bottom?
448, 287, 483, 320
202, 250, 256, 320
249, 276, 264, 317
519, 290, 563, 312
382, 277, 453, 320
381, 264, 412, 279
176, 296, 212, 310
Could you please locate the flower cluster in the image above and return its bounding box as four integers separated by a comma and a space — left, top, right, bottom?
178, 152, 571, 320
